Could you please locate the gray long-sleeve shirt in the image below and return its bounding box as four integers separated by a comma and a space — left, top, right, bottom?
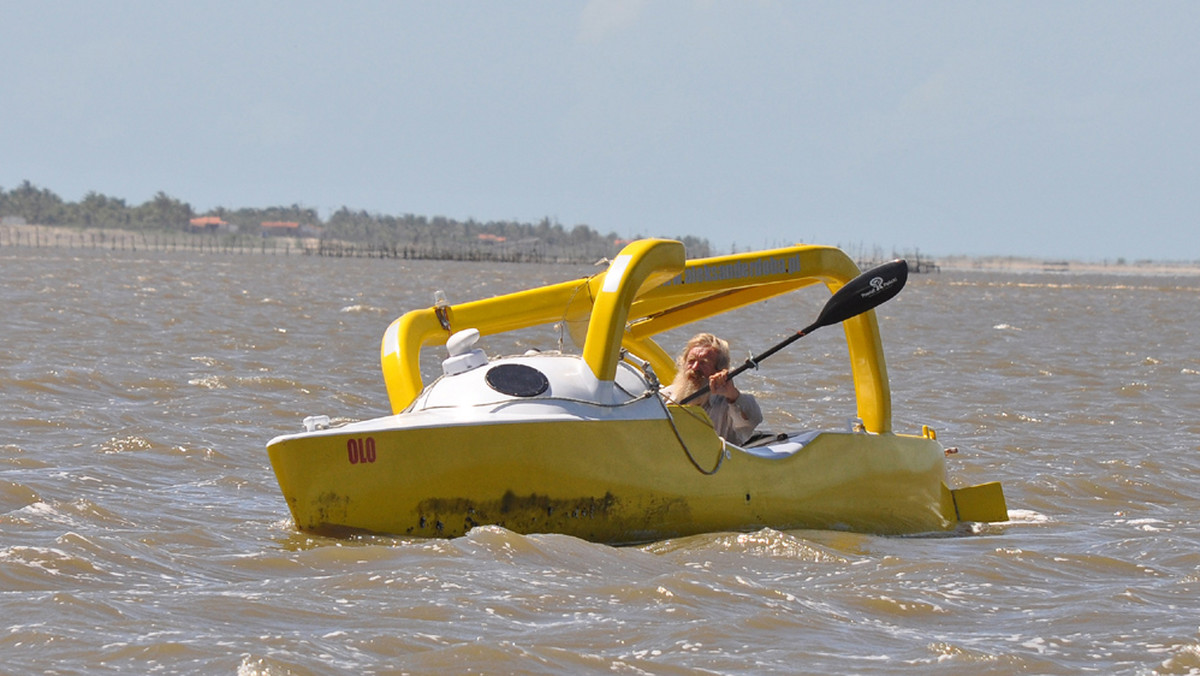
662, 387, 764, 445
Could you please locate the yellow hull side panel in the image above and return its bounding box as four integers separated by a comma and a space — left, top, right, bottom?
268, 415, 953, 545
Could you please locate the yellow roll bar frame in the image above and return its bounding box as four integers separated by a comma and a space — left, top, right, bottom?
381, 238, 893, 433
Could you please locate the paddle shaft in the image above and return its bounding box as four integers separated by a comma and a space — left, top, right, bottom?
677, 326, 810, 405
678, 259, 908, 405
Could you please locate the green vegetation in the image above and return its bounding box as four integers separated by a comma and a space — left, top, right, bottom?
0, 180, 712, 262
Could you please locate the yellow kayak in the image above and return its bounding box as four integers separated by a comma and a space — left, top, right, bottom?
267, 239, 1006, 543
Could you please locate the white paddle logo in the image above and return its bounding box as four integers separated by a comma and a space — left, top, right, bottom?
861, 274, 896, 299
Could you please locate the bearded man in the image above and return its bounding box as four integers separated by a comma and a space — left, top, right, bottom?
660, 333, 763, 445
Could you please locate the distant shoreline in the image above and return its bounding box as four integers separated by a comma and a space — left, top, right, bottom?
935, 255, 1200, 277
4, 223, 1200, 276
0, 223, 589, 264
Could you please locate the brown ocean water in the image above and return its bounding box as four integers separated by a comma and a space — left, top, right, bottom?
2, 246, 1200, 674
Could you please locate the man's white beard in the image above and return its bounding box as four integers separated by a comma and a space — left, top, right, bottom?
670, 369, 708, 405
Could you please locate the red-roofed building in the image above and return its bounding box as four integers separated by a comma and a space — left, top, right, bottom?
261, 221, 300, 236
188, 216, 229, 233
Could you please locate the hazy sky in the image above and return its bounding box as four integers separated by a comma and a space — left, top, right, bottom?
3, 2, 1197, 261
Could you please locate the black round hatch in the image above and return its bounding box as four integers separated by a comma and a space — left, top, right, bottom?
484, 363, 549, 397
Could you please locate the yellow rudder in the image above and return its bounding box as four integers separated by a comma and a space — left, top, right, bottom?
951, 482, 1008, 523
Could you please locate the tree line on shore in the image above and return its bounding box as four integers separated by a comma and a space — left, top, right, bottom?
0, 180, 712, 262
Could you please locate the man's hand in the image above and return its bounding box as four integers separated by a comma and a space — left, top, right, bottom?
708, 369, 739, 402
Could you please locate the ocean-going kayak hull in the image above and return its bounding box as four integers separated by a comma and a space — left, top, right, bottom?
265, 238, 1008, 542
267, 410, 954, 544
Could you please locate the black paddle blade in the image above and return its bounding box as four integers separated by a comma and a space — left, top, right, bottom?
809, 259, 908, 331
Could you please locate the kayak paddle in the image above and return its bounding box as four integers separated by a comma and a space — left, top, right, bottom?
680, 258, 909, 405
